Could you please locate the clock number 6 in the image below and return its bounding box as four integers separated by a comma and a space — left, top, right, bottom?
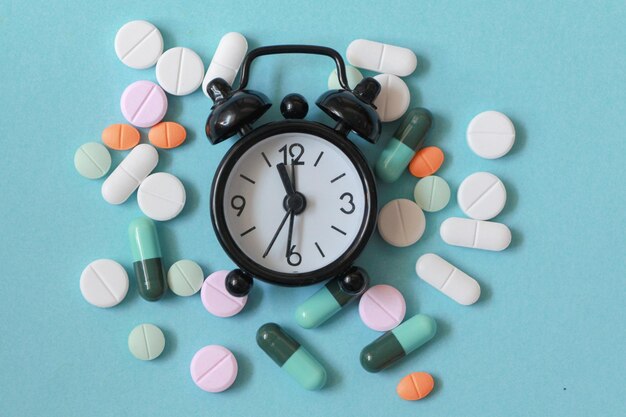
287, 245, 302, 266
278, 143, 305, 165
339, 192, 355, 214
231, 195, 246, 216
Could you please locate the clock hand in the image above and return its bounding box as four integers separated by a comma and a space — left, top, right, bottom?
285, 163, 297, 259
277, 163, 295, 195
262, 209, 292, 258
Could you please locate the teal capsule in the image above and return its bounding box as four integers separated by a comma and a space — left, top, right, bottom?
257, 323, 327, 390
360, 314, 437, 373
129, 217, 166, 301
375, 108, 433, 183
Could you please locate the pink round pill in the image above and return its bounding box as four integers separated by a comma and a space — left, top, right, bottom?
120, 80, 168, 128
201, 270, 248, 317
359, 284, 406, 331
190, 345, 238, 393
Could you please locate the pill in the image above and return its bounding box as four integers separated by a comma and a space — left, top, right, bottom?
202, 32, 248, 97
129, 217, 166, 301
295, 266, 369, 329
148, 121, 187, 149
257, 323, 327, 390
128, 323, 165, 360
74, 142, 111, 179
375, 108, 433, 183
360, 314, 437, 373
101, 123, 140, 150
114, 20, 163, 69
79, 259, 128, 308
327, 66, 363, 90
120, 80, 168, 128
440, 217, 511, 251
190, 345, 238, 392
372, 74, 410, 122
467, 111, 515, 159
347, 39, 417, 77
101, 144, 158, 205
156, 47, 205, 96
409, 146, 444, 178
359, 284, 406, 331
413, 176, 450, 212
137, 172, 186, 221
457, 172, 506, 220
377, 199, 425, 247
201, 270, 248, 317
416, 253, 481, 305
167, 260, 204, 296
397, 372, 435, 401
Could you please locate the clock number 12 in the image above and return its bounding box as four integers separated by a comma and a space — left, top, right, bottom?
278, 143, 305, 165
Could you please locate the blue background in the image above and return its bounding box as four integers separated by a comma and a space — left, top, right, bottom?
1, 1, 624, 416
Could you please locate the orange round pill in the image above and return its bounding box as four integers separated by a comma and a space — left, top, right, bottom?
101, 124, 140, 150
409, 146, 444, 178
396, 372, 434, 401
148, 121, 187, 149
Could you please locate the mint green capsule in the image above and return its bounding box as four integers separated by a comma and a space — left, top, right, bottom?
129, 217, 166, 301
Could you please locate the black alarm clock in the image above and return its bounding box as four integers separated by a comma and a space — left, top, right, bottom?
205, 45, 382, 294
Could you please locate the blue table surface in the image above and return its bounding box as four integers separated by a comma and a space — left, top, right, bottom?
1, 1, 624, 416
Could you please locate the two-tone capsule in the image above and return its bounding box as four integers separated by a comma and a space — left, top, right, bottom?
128, 217, 166, 301
360, 314, 437, 373
256, 323, 327, 390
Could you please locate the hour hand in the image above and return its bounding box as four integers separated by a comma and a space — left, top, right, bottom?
277, 163, 295, 195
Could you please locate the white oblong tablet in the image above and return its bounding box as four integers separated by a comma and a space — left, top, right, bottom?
457, 172, 506, 220
102, 144, 159, 205
347, 39, 417, 77
137, 172, 186, 221
415, 253, 480, 305
202, 32, 248, 97
467, 111, 516, 159
373, 74, 410, 122
440, 217, 511, 251
80, 259, 129, 308
114, 20, 163, 69
156, 47, 205, 96
378, 199, 425, 247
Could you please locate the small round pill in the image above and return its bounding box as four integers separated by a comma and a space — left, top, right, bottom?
120, 80, 168, 128
359, 285, 406, 331
377, 199, 425, 247
101, 123, 140, 150
137, 172, 186, 221
156, 47, 205, 96
327, 66, 364, 90
467, 111, 515, 159
457, 172, 507, 220
128, 323, 165, 360
148, 121, 187, 149
397, 372, 435, 401
414, 176, 451, 212
201, 270, 248, 317
74, 142, 111, 179
372, 74, 410, 122
114, 20, 163, 69
190, 345, 238, 392
167, 260, 204, 296
80, 259, 128, 307
409, 146, 445, 178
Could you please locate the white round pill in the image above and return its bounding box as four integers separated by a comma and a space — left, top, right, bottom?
114, 20, 163, 69
457, 172, 507, 220
377, 199, 425, 247
373, 74, 410, 122
467, 111, 516, 159
156, 47, 205, 96
80, 259, 129, 308
137, 172, 186, 221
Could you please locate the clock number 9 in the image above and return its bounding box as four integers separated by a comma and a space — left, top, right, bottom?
278, 143, 305, 165
231, 195, 246, 217
339, 192, 355, 214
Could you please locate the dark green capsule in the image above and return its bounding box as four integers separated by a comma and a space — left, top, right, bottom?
129, 217, 166, 301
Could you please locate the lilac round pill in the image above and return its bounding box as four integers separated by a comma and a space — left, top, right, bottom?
120, 80, 168, 128
359, 284, 406, 331
201, 270, 248, 317
190, 345, 238, 392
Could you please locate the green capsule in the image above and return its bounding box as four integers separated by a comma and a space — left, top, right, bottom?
129, 217, 166, 301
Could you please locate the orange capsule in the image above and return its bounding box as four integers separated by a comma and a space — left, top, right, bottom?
101, 124, 140, 150
408, 146, 444, 178
148, 121, 186, 149
396, 372, 434, 401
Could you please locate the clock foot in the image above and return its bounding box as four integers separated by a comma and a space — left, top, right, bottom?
225, 269, 254, 297
339, 266, 369, 295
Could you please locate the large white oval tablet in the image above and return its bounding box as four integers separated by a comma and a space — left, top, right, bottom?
156, 47, 205, 96
202, 32, 248, 97
114, 20, 163, 69
347, 39, 417, 77
137, 172, 186, 221
467, 111, 516, 159
415, 253, 481, 305
378, 199, 425, 247
457, 172, 506, 220
373, 74, 410, 122
440, 217, 511, 251
80, 259, 129, 308
102, 144, 159, 205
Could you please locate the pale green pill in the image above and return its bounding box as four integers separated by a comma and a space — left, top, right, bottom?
167, 260, 204, 296
128, 323, 165, 361
414, 175, 450, 212
327, 66, 364, 90
74, 142, 111, 179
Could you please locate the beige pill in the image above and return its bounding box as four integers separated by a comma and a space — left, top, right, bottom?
377, 199, 425, 247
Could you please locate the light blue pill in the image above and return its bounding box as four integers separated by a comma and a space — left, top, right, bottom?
74, 142, 111, 179
167, 260, 204, 296
413, 175, 450, 212
327, 66, 364, 90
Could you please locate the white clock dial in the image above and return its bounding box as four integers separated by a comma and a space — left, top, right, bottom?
223, 132, 366, 274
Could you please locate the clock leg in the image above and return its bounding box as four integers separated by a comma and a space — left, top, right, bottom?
225, 269, 254, 297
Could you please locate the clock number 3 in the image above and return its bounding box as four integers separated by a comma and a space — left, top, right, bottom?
278, 143, 305, 165
287, 245, 302, 266
339, 192, 355, 214
231, 195, 246, 216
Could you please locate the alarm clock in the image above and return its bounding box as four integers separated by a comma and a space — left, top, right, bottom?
205, 45, 382, 295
